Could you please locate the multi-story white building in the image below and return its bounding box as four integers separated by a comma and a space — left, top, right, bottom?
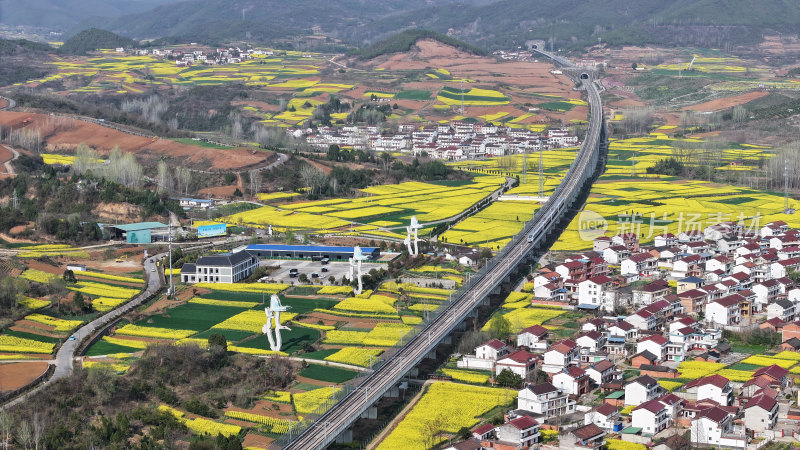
743, 394, 779, 432
517, 383, 576, 418
180, 250, 259, 283
584, 403, 622, 432
685, 375, 734, 406
625, 375, 664, 406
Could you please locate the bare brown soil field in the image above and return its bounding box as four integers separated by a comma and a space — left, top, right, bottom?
0, 111, 273, 171
0, 145, 11, 166
758, 35, 800, 57
25, 260, 62, 275
682, 91, 769, 112
198, 185, 238, 197
91, 202, 144, 224
0, 361, 49, 392
0, 98, 8, 109
242, 433, 274, 449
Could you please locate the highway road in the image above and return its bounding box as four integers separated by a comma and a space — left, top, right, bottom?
280, 52, 605, 449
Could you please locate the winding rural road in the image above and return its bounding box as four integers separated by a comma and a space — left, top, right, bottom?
0, 145, 18, 176
0, 254, 165, 410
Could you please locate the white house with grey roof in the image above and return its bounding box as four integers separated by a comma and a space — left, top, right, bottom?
180, 250, 259, 283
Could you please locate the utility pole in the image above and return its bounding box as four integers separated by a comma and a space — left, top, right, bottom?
460, 78, 465, 115
538, 150, 544, 198
784, 158, 795, 214
522, 145, 528, 184
168, 221, 174, 296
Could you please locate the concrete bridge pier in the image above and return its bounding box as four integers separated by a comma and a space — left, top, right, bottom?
359, 407, 378, 420
333, 427, 353, 444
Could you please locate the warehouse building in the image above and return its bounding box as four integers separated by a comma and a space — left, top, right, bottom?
180, 250, 259, 283
245, 244, 380, 260
107, 222, 171, 244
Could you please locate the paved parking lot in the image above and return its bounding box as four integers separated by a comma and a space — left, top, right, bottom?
259, 259, 385, 284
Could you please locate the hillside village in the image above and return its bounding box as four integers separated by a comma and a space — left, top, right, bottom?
293, 120, 579, 160
442, 219, 800, 449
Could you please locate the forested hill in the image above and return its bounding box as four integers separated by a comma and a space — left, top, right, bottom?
3, 0, 176, 32
58, 29, 138, 55
103, 0, 476, 42
352, 30, 488, 60
104, 0, 800, 51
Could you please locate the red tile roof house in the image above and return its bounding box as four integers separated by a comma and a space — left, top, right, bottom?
542, 339, 579, 374
685, 375, 733, 406
517, 324, 549, 350
743, 393, 779, 432
586, 359, 617, 385
636, 334, 669, 360
484, 415, 540, 449
621, 253, 658, 277
678, 288, 708, 314
555, 261, 588, 282
705, 294, 743, 327
690, 405, 738, 447
753, 365, 790, 389
561, 423, 606, 450
552, 366, 591, 396
584, 403, 621, 432
457, 338, 509, 371
495, 350, 538, 379
632, 279, 671, 307
612, 232, 640, 252
631, 398, 671, 435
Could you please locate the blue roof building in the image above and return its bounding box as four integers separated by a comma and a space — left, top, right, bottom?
246, 244, 380, 260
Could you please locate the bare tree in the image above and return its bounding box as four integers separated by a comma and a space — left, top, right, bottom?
175, 166, 192, 196
299, 164, 323, 195
16, 420, 32, 450
249, 169, 262, 197
157, 160, 173, 193
0, 410, 13, 450
230, 113, 244, 139
72, 143, 99, 175
121, 95, 169, 123
31, 412, 42, 450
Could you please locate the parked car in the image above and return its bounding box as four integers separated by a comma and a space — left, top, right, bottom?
321, 267, 329, 273
311, 272, 319, 279
289, 268, 299, 278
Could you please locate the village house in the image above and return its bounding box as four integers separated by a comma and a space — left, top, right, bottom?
631, 398, 671, 436
625, 375, 664, 405
517, 383, 576, 418
584, 403, 622, 432
621, 253, 658, 277
636, 334, 670, 359
743, 393, 779, 432
767, 299, 795, 322
561, 424, 606, 450
577, 275, 615, 311
542, 339, 579, 374
685, 375, 733, 406
553, 366, 591, 396
516, 324, 549, 350
495, 350, 538, 378
632, 279, 671, 307
457, 339, 508, 371
603, 245, 630, 265
689, 406, 739, 448
705, 294, 743, 327
585, 359, 617, 386
612, 233, 639, 252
